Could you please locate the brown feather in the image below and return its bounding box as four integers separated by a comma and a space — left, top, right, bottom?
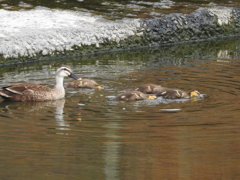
115, 90, 156, 101
0, 65, 79, 102
0, 83, 53, 101
157, 89, 188, 98
136, 84, 199, 99
3, 83, 51, 94
156, 89, 200, 99
66, 79, 104, 89
135, 84, 163, 94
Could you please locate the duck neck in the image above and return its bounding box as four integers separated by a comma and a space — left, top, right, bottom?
54, 76, 65, 89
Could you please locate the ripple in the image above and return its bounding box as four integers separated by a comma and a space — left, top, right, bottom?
0, 38, 240, 180
159, 108, 181, 111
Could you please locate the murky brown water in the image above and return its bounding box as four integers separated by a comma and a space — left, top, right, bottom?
1, 38, 240, 179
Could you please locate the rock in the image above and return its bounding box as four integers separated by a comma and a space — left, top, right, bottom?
0, 6, 240, 64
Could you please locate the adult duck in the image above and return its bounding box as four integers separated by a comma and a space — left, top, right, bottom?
0, 65, 80, 102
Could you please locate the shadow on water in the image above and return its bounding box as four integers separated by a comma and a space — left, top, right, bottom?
0, 37, 240, 179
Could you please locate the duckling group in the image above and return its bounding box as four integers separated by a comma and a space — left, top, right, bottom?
0, 65, 200, 102
115, 85, 200, 101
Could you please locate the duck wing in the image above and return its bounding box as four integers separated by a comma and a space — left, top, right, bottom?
0, 83, 51, 101
115, 91, 148, 101
3, 83, 51, 94
135, 84, 163, 94
66, 79, 103, 89
157, 89, 187, 99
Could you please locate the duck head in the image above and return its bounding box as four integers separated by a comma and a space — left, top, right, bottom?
57, 65, 80, 80
189, 90, 200, 98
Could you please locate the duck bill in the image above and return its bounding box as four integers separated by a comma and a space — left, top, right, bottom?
69, 73, 80, 80
148, 95, 157, 100
97, 85, 104, 89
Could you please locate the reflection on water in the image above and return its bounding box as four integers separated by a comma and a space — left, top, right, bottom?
104, 141, 121, 180
1, 37, 240, 179
54, 99, 69, 133
103, 121, 121, 180
0, 98, 68, 133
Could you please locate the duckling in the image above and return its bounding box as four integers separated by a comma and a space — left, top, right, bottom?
66, 78, 104, 89
156, 89, 200, 99
0, 65, 80, 102
135, 84, 163, 94
114, 90, 157, 101
136, 84, 200, 99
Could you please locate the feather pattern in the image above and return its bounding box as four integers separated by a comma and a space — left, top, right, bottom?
66, 79, 104, 89
156, 89, 189, 98
114, 90, 156, 101
135, 84, 163, 94
135, 84, 200, 99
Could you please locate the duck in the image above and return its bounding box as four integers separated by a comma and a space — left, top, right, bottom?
156, 89, 200, 99
66, 79, 104, 89
114, 90, 157, 101
135, 84, 200, 99
0, 65, 80, 102
135, 84, 163, 94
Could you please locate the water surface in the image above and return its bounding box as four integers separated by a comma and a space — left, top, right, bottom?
1, 0, 240, 19
0, 38, 240, 179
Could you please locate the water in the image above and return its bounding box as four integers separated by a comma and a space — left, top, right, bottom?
0, 37, 240, 179
1, 0, 240, 19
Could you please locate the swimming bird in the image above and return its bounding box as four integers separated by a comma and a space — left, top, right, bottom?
0, 65, 80, 102
135, 84, 200, 99
156, 89, 200, 99
66, 79, 104, 89
135, 84, 163, 94
114, 90, 157, 101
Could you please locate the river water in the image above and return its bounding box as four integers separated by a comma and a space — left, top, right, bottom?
1, 0, 240, 19
0, 37, 240, 179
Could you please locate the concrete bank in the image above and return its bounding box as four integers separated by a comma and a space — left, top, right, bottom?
0, 6, 240, 65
